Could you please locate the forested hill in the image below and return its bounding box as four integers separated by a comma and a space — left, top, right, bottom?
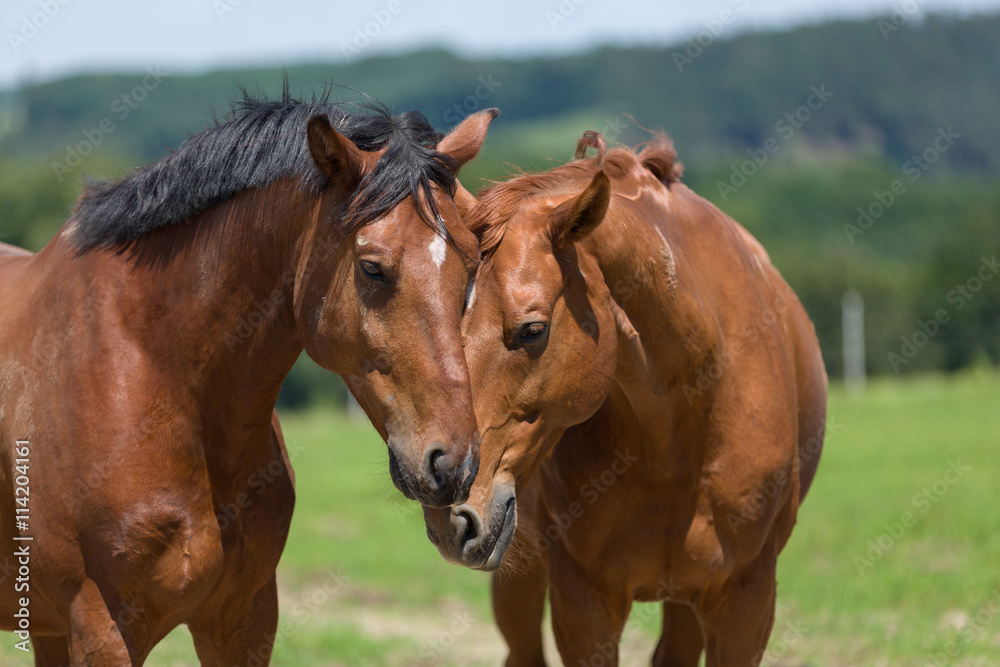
1, 12, 998, 173
2, 11, 998, 386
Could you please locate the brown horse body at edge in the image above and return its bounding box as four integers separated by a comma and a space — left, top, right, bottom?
0, 99, 496, 664
424, 133, 827, 666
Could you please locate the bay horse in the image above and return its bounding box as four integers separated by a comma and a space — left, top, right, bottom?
423, 132, 827, 666
0, 95, 498, 664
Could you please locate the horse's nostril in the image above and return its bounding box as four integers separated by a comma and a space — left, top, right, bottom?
427, 446, 447, 489
455, 509, 479, 548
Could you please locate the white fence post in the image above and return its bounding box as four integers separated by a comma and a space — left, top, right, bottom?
842, 289, 866, 394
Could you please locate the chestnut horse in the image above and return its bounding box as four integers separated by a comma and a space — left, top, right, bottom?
0, 96, 497, 664
423, 133, 827, 666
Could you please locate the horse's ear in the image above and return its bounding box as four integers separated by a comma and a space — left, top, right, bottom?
437, 108, 500, 174
453, 178, 478, 218
550, 171, 611, 249
306, 114, 363, 186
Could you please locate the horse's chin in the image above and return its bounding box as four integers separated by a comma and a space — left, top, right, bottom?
473, 496, 517, 572
387, 448, 417, 501
425, 489, 517, 571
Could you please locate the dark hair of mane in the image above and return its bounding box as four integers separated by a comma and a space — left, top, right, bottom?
469, 132, 682, 257
71, 88, 459, 251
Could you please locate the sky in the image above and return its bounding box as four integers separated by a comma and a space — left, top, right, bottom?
3, 0, 1000, 89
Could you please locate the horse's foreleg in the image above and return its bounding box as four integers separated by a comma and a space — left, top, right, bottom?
188, 573, 279, 667
651, 602, 703, 667
492, 552, 548, 667
548, 549, 631, 667
32, 635, 71, 667
66, 579, 134, 665
697, 556, 778, 667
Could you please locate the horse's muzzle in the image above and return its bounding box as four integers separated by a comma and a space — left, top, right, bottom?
388, 439, 479, 508
423, 486, 516, 571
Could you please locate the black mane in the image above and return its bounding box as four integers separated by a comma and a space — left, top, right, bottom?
72, 90, 458, 250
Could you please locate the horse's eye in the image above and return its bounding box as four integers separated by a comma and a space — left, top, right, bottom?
517, 322, 549, 345
359, 260, 385, 282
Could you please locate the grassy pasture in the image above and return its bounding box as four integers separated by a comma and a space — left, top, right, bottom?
3, 370, 997, 665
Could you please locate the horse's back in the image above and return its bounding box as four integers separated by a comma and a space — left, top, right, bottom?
0, 241, 33, 277
0, 241, 32, 258
0, 241, 34, 291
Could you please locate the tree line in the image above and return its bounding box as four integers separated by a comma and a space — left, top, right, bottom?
1, 11, 997, 405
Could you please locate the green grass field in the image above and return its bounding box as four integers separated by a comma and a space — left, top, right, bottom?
3, 370, 998, 665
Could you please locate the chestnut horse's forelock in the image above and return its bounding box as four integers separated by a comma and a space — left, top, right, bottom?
469, 130, 681, 258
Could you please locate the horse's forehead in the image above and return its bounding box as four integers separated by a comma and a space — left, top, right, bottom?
356, 211, 426, 245
485, 230, 561, 306
438, 210, 481, 265
504, 208, 555, 260
354, 198, 479, 277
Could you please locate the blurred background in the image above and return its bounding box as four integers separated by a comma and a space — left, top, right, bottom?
1, 1, 998, 665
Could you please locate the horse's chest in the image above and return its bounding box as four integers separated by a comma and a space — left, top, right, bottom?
540, 451, 727, 596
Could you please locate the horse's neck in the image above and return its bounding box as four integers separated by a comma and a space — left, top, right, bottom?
585, 186, 720, 412
98, 183, 315, 424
